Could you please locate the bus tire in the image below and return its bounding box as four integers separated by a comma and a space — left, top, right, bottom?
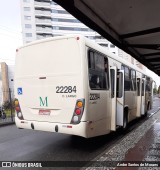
144, 102, 150, 117
147, 102, 150, 111
123, 109, 128, 130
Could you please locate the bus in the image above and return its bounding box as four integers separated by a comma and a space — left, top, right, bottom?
14, 35, 153, 138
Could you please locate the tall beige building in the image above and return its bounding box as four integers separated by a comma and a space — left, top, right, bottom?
118, 49, 146, 71
0, 62, 10, 104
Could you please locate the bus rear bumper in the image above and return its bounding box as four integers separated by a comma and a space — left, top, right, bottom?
15, 117, 88, 138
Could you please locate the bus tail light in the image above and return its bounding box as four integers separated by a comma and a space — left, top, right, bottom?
15, 99, 24, 120
71, 99, 85, 124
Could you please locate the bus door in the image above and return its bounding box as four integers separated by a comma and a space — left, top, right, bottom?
151, 80, 154, 109
141, 78, 146, 115
136, 78, 141, 117
116, 70, 124, 126
110, 66, 117, 131
110, 68, 124, 129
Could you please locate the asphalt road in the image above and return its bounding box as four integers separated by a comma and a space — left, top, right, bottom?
0, 96, 160, 169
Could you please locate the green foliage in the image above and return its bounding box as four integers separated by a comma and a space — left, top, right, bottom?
2, 100, 15, 110
153, 87, 157, 95
158, 86, 160, 94
2, 101, 11, 110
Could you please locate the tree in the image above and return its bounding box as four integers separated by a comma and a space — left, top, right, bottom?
153, 87, 157, 95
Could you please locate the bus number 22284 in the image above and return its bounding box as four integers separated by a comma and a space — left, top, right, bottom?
56, 86, 77, 93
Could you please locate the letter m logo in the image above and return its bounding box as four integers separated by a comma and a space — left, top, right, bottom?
40, 97, 48, 107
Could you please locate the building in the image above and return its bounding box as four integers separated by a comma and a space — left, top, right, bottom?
20, 0, 118, 55
0, 63, 9, 104
118, 49, 146, 71
0, 63, 15, 105
21, 0, 146, 69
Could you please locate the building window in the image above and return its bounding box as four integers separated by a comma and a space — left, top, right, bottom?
59, 27, 74, 31
25, 33, 32, 37
110, 44, 115, 48
74, 28, 81, 31
52, 9, 69, 14
51, 1, 57, 5
99, 44, 108, 47
81, 28, 89, 31
52, 18, 80, 23
24, 16, 31, 20
24, 7, 30, 11
25, 24, 32, 28
23, 0, 30, 2
53, 26, 59, 30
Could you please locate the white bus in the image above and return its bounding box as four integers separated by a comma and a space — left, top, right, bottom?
15, 35, 153, 138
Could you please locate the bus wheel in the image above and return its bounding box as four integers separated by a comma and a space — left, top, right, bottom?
123, 111, 128, 130
147, 102, 150, 111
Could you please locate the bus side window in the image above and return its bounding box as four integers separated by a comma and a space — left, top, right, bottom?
104, 57, 109, 89
88, 50, 108, 90
146, 77, 151, 92
90, 75, 100, 89
131, 70, 136, 91
110, 69, 115, 98
117, 72, 123, 98
123, 66, 130, 91
137, 78, 140, 96
88, 51, 95, 69
141, 80, 144, 96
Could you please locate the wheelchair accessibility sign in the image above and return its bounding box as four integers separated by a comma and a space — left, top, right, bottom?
17, 88, 23, 95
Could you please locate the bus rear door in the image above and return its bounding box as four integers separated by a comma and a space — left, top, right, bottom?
141, 78, 146, 115
116, 70, 124, 127
110, 68, 124, 130
136, 77, 141, 117
110, 66, 117, 131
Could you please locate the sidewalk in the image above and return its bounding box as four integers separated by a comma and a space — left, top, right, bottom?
0, 117, 15, 127
86, 108, 160, 170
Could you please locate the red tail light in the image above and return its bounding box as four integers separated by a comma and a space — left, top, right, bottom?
75, 109, 81, 115
15, 107, 20, 112
71, 99, 85, 124
15, 99, 24, 120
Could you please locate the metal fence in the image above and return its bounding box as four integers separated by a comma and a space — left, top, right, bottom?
0, 89, 15, 125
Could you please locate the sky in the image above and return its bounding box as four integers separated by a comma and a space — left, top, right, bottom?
0, 0, 160, 87
0, 0, 22, 65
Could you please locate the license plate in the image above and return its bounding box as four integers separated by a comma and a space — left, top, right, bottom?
39, 110, 51, 115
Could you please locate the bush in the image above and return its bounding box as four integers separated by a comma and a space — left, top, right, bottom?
2, 100, 15, 110
2, 101, 12, 110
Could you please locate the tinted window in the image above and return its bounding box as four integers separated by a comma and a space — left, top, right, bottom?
142, 80, 144, 96
137, 78, 140, 96
146, 77, 151, 92
110, 69, 115, 98
88, 50, 109, 90
131, 70, 136, 91
122, 65, 130, 91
